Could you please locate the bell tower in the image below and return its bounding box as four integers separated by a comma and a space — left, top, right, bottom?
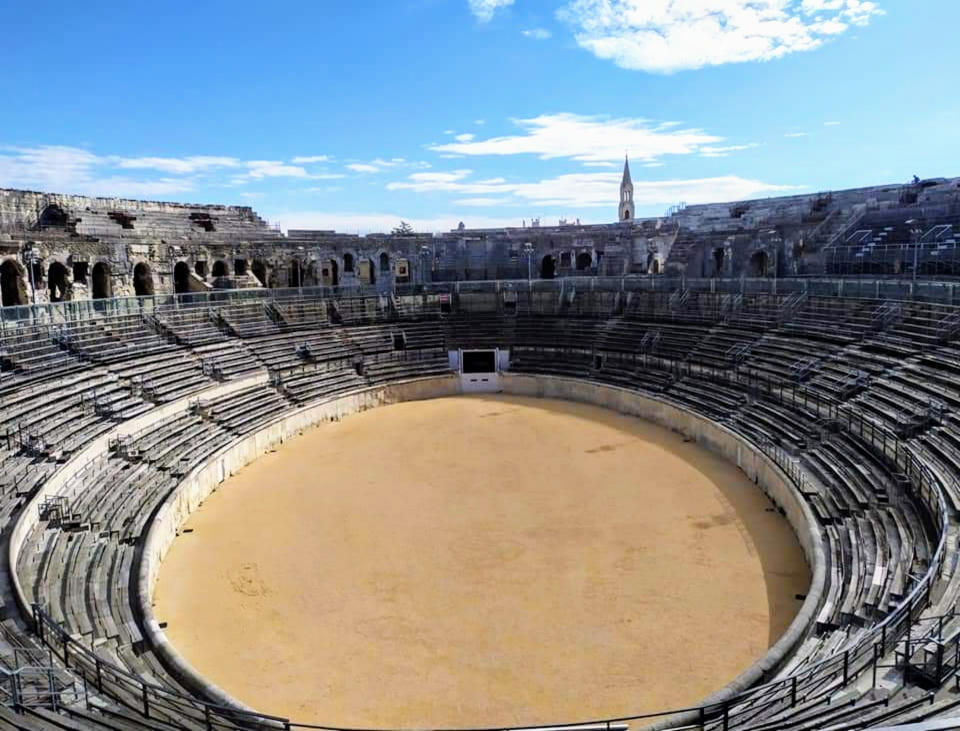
619, 155, 634, 222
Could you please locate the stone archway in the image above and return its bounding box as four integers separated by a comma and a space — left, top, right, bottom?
92, 262, 112, 299
48, 261, 71, 302
713, 248, 725, 276
252, 260, 269, 288
0, 260, 27, 306
133, 262, 155, 296
540, 255, 556, 279
174, 261, 192, 294
749, 250, 769, 277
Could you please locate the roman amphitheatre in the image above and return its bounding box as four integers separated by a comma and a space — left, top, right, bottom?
0, 176, 959, 731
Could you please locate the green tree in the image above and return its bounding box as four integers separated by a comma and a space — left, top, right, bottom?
391, 221, 415, 236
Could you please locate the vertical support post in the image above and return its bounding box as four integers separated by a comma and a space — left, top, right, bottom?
790, 675, 797, 706
142, 683, 150, 718
843, 649, 849, 685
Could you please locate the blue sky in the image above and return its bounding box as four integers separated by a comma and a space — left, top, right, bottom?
1, 0, 957, 232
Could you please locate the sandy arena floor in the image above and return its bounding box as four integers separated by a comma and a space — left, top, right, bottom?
153, 395, 810, 728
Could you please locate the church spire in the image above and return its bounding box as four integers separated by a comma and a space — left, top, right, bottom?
619, 154, 634, 222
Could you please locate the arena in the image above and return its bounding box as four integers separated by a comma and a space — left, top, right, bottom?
153, 395, 809, 727
0, 179, 960, 731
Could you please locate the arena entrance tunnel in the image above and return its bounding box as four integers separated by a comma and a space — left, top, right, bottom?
5, 373, 823, 730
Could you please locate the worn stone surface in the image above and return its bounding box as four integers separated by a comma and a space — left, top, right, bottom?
0, 176, 957, 305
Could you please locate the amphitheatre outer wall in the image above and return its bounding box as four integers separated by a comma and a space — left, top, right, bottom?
7, 372, 826, 727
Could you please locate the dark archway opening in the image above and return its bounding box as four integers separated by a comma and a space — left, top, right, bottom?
576, 252, 592, 271
234, 259, 248, 276
379, 252, 390, 273
560, 251, 572, 269
539, 255, 556, 279
72, 262, 88, 285
749, 250, 769, 277
0, 260, 26, 307
650, 259, 660, 275
212, 260, 228, 278
323, 259, 339, 287
289, 260, 303, 287
360, 258, 376, 285
713, 248, 725, 276
39, 204, 68, 229
133, 262, 154, 296
48, 261, 70, 302
195, 261, 208, 279
343, 253, 355, 273
92, 262, 112, 299
174, 262, 191, 294
252, 260, 268, 288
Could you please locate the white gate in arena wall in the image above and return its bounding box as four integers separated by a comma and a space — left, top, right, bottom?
453, 348, 505, 392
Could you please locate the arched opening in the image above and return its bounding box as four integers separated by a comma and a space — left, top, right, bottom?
379, 252, 390, 273
360, 258, 376, 285
289, 260, 303, 288
0, 260, 26, 307
322, 259, 339, 287
539, 255, 556, 279
234, 259, 248, 276
749, 250, 769, 277
622, 209, 631, 220
560, 251, 572, 269
651, 259, 660, 275
39, 204, 68, 229
252, 260, 268, 288
174, 262, 191, 294
575, 252, 592, 271
195, 261, 208, 279
343, 253, 355, 273
212, 260, 228, 278
133, 262, 154, 296
712, 248, 725, 276
92, 262, 112, 299
48, 261, 70, 302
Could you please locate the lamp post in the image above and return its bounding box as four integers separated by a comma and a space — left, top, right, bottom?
523, 242, 534, 281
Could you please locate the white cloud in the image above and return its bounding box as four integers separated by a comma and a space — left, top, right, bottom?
468, 0, 514, 22
346, 158, 431, 174
291, 155, 332, 164
244, 160, 312, 179
824, 120, 841, 126
269, 210, 524, 235
454, 133, 476, 143
429, 113, 721, 163
557, 0, 883, 73
700, 143, 760, 158
116, 156, 240, 174
0, 145, 197, 198
784, 132, 809, 138
474, 120, 486, 125
455, 197, 513, 206
387, 168, 798, 208
522, 28, 552, 39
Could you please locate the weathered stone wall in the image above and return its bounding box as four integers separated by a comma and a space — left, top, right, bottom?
0, 176, 958, 306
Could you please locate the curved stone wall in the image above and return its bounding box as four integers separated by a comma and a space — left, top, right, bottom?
125, 374, 824, 723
